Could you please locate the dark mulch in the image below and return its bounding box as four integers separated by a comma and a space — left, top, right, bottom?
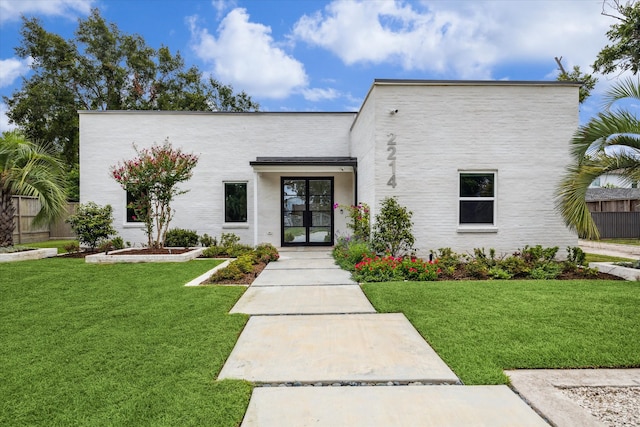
204, 262, 268, 285
59, 250, 100, 258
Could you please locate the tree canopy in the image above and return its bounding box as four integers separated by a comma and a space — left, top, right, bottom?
593, 0, 640, 75
4, 8, 259, 172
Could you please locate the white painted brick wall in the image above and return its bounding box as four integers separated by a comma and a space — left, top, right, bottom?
80, 82, 580, 255
80, 112, 355, 247
367, 83, 579, 256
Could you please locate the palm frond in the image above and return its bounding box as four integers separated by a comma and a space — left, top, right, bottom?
602, 77, 640, 109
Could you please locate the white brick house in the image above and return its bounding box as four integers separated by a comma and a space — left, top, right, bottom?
79, 79, 580, 255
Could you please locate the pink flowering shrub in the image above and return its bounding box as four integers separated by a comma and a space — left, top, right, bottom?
353, 255, 440, 282
111, 140, 198, 248
334, 203, 370, 242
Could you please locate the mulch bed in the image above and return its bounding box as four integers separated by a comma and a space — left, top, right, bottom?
204, 262, 268, 285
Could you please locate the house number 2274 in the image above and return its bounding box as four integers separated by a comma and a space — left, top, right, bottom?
387, 133, 397, 188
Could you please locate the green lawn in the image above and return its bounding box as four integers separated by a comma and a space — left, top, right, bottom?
585, 253, 635, 263
0, 258, 250, 426
598, 238, 640, 246
24, 239, 76, 253
363, 280, 640, 385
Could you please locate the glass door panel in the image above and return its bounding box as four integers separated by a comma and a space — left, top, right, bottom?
282, 177, 333, 246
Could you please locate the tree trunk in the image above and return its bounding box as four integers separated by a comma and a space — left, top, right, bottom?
0, 190, 16, 247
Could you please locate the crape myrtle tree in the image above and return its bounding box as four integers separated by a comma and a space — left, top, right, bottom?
4, 8, 259, 199
0, 131, 67, 247
111, 140, 199, 249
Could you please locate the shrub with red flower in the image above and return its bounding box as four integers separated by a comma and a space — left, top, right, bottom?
111, 139, 198, 248
353, 255, 440, 282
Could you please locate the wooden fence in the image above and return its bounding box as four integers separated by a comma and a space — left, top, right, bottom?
11, 196, 77, 244
591, 212, 640, 239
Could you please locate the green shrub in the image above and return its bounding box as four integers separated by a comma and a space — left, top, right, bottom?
111, 236, 125, 250
164, 228, 199, 247
235, 254, 256, 274
488, 267, 512, 280
200, 233, 216, 247
353, 255, 440, 282
66, 202, 116, 250
228, 244, 253, 257
529, 263, 563, 280
284, 232, 295, 242
254, 243, 279, 263
210, 263, 244, 281
498, 255, 530, 277
63, 241, 80, 253
201, 246, 227, 258
370, 197, 415, 257
220, 233, 240, 248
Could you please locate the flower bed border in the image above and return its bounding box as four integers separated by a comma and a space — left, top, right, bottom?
85, 247, 204, 264
0, 248, 58, 263
589, 262, 640, 281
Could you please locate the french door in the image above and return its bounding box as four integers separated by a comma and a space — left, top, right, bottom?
282, 177, 333, 246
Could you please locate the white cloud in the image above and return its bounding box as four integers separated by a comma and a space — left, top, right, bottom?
292, 0, 611, 80
0, 57, 32, 88
0, 102, 16, 133
301, 87, 340, 102
189, 8, 308, 99
0, 0, 94, 23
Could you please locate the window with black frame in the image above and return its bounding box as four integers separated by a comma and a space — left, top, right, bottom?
224, 182, 247, 223
459, 172, 495, 225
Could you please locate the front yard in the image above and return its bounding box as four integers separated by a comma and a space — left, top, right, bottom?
363, 279, 640, 385
2, 257, 639, 425
0, 258, 250, 427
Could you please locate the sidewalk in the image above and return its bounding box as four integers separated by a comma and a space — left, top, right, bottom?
219, 249, 549, 426
580, 239, 640, 259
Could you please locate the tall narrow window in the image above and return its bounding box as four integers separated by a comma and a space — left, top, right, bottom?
225, 182, 247, 223
459, 172, 495, 225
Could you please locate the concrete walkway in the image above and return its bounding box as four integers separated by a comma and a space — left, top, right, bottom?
220, 249, 549, 426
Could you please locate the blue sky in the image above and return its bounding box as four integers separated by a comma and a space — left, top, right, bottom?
0, 0, 630, 132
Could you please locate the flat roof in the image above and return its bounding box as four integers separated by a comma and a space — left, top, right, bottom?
374, 79, 583, 86
250, 157, 357, 167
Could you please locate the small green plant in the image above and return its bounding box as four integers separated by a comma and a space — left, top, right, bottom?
164, 228, 199, 247
370, 197, 415, 257
220, 233, 240, 248
488, 267, 513, 280
199, 233, 216, 247
63, 241, 80, 253
566, 246, 587, 266
284, 231, 295, 242
111, 236, 125, 250
529, 263, 563, 280
66, 202, 116, 250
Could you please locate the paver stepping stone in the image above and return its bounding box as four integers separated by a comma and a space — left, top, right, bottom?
240, 385, 549, 426
266, 258, 340, 270
278, 251, 332, 259
218, 313, 459, 384
230, 285, 376, 315
251, 268, 356, 286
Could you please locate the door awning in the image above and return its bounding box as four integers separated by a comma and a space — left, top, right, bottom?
250, 157, 357, 173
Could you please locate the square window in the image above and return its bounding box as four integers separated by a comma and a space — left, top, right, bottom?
225, 182, 247, 223
459, 173, 495, 225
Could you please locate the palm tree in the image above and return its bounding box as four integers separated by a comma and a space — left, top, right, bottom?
0, 131, 67, 247
556, 77, 640, 239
